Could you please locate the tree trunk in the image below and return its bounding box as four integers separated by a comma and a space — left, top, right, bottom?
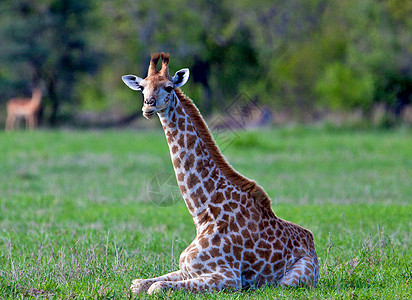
48, 78, 59, 126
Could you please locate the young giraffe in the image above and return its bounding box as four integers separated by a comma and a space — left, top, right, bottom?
122, 53, 319, 294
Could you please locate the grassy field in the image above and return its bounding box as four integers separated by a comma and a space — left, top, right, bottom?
0, 127, 411, 299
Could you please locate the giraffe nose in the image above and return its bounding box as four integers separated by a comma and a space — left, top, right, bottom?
144, 97, 156, 107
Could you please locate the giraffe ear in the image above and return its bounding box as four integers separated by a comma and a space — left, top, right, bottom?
122, 75, 144, 91
172, 68, 190, 88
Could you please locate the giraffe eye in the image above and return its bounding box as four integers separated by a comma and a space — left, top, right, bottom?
165, 86, 173, 93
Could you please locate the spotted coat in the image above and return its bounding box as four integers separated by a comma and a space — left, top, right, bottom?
122, 53, 319, 294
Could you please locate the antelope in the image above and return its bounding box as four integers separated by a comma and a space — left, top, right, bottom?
5, 88, 42, 131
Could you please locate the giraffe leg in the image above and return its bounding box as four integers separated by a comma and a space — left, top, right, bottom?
278, 255, 318, 287
130, 270, 184, 294
147, 272, 241, 294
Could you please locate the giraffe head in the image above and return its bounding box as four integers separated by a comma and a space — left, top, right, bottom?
122, 52, 190, 119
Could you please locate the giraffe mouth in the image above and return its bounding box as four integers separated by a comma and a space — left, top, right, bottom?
142, 105, 157, 119
143, 110, 156, 119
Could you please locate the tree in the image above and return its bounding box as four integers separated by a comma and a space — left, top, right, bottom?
0, 0, 100, 125
1, 0, 410, 125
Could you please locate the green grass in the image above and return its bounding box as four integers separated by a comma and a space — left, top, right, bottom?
0, 127, 411, 299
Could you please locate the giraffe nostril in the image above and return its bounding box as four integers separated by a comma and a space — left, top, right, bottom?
145, 97, 156, 107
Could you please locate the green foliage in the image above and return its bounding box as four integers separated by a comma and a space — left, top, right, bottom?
0, 0, 101, 124
316, 63, 375, 110
0, 0, 410, 124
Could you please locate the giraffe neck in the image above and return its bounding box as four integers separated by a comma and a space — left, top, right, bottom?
158, 89, 273, 230
158, 92, 218, 228
159, 89, 274, 230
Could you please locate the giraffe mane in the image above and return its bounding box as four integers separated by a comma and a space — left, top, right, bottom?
174, 88, 274, 214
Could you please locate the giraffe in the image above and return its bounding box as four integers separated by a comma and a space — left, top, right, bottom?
122, 53, 319, 294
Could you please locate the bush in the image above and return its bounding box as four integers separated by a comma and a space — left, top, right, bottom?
316, 63, 375, 111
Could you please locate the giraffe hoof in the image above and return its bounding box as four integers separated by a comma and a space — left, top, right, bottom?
147, 281, 168, 295
130, 279, 152, 294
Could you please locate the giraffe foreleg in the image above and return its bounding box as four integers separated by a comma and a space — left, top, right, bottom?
147, 272, 241, 294
130, 270, 184, 294
278, 255, 319, 287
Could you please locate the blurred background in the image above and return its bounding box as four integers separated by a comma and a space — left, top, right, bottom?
0, 0, 411, 129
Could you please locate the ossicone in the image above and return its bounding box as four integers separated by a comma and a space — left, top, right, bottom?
160, 52, 170, 79
148, 53, 161, 76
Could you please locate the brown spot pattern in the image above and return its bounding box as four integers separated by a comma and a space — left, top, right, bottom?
129, 56, 319, 293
